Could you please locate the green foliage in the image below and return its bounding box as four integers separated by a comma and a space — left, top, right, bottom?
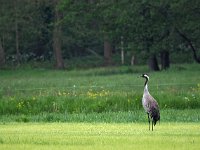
0, 0, 54, 65
1, 0, 200, 68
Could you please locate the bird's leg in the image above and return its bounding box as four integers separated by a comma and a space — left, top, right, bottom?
147, 113, 150, 131
152, 120, 154, 131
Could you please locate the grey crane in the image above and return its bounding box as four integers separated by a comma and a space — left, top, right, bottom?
140, 74, 160, 131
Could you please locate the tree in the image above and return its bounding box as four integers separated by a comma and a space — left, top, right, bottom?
0, 0, 54, 65
160, 51, 170, 69
61, 0, 132, 66
59, 0, 100, 60
104, 37, 113, 65
128, 1, 161, 71
175, 28, 200, 63
0, 0, 7, 68
164, 0, 200, 64
0, 39, 5, 68
97, 1, 116, 66
14, 0, 21, 65
1, 0, 199, 69
53, 0, 64, 69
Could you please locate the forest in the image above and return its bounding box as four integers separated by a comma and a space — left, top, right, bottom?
0, 0, 200, 70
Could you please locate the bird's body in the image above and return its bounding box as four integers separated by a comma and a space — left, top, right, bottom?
141, 74, 160, 131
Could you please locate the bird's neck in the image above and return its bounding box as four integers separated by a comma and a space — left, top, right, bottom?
144, 78, 149, 93
144, 77, 148, 87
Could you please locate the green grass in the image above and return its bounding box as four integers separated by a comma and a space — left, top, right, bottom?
0, 109, 200, 123
0, 64, 200, 149
0, 63, 200, 118
0, 122, 200, 150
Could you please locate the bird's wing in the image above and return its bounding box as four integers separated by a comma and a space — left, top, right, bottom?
143, 94, 159, 111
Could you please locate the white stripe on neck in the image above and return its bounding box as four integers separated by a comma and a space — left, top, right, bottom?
144, 84, 149, 93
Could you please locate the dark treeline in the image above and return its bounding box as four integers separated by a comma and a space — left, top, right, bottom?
0, 0, 200, 70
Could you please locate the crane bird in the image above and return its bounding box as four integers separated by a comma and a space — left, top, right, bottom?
141, 74, 160, 131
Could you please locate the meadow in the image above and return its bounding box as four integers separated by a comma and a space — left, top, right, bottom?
0, 64, 200, 149
0, 63, 200, 122
0, 122, 200, 150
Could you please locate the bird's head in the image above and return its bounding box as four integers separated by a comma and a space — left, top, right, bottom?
140, 74, 149, 80
140, 73, 149, 86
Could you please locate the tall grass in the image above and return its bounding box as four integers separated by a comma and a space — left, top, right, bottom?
1, 109, 200, 123
0, 64, 200, 118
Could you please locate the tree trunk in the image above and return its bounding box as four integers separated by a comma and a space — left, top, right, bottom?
121, 36, 124, 65
104, 38, 113, 66
15, 19, 20, 65
14, 1, 20, 65
0, 40, 5, 68
131, 55, 135, 66
148, 54, 160, 71
161, 51, 170, 70
53, 0, 64, 69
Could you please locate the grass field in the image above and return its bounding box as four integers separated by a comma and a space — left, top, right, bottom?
0, 64, 200, 149
0, 123, 200, 150
0, 63, 200, 117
